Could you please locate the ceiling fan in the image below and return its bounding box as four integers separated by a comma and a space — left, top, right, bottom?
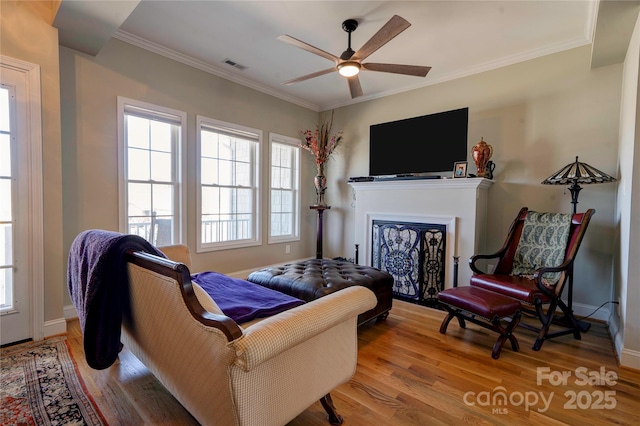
277, 15, 431, 99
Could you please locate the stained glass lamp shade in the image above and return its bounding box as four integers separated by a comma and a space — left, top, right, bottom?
542, 156, 617, 214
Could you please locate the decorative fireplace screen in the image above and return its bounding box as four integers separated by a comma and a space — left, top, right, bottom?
372, 220, 446, 305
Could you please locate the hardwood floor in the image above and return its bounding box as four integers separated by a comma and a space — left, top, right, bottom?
66, 300, 640, 425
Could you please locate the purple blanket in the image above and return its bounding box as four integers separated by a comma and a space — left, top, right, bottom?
191, 271, 304, 323
68, 230, 165, 370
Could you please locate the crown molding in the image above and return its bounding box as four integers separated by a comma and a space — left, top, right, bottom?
320, 35, 593, 111
112, 30, 320, 112
584, 0, 599, 43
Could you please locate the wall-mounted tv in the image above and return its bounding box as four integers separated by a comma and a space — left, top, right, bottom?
369, 107, 469, 176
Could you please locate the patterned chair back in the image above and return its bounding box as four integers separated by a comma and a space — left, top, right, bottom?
493, 207, 595, 296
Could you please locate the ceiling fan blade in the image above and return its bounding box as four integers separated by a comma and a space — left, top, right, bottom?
347, 75, 363, 98
282, 67, 336, 85
277, 35, 339, 63
351, 15, 411, 61
362, 63, 431, 77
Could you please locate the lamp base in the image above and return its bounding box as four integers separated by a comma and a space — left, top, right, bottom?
577, 320, 592, 332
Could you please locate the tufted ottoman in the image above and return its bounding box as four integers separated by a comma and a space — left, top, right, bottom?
246, 259, 394, 325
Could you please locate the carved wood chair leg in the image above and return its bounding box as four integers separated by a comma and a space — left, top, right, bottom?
534, 298, 547, 324
491, 333, 508, 359
533, 300, 558, 351
320, 393, 343, 425
507, 311, 521, 351
556, 299, 583, 340
490, 318, 508, 359
439, 311, 456, 334
508, 334, 520, 352
457, 313, 467, 329
439, 305, 465, 334
532, 326, 550, 351
490, 311, 521, 359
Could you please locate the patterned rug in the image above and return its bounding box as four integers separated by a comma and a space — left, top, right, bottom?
1, 336, 107, 425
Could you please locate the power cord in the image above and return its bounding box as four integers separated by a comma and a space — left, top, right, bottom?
576, 300, 619, 321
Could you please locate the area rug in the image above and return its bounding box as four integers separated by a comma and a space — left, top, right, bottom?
0, 336, 107, 425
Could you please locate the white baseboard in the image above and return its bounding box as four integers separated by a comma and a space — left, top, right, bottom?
608, 314, 640, 371
570, 301, 610, 322
43, 318, 67, 338
620, 348, 640, 370
64, 304, 78, 320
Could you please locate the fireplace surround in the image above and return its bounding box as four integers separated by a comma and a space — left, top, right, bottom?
349, 178, 493, 293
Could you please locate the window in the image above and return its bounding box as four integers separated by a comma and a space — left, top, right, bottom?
118, 97, 185, 246
0, 86, 14, 312
197, 116, 261, 252
269, 133, 300, 243
0, 55, 44, 344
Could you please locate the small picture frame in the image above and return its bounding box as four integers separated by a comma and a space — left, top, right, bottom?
453, 161, 468, 178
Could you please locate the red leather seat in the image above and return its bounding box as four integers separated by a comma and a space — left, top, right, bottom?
469, 274, 550, 304
438, 286, 521, 320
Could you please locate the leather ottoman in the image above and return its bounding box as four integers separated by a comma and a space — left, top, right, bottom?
247, 259, 394, 325
438, 286, 522, 359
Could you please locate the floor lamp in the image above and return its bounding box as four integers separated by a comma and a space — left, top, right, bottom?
542, 156, 617, 215
541, 156, 617, 331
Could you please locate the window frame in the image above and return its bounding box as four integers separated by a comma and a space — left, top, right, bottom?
117, 97, 186, 246
0, 83, 16, 313
0, 55, 44, 341
268, 133, 301, 244
196, 115, 262, 252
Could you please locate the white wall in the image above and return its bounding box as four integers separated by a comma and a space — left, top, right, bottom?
613, 11, 640, 369
326, 45, 622, 314
1, 1, 64, 324
58, 39, 321, 306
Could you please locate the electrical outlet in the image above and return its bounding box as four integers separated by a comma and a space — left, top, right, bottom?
617, 296, 621, 316
285, 244, 291, 254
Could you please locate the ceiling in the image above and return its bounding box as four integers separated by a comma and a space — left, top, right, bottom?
54, 1, 639, 112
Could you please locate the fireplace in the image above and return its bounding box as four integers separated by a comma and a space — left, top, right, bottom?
372, 220, 446, 305
348, 178, 493, 291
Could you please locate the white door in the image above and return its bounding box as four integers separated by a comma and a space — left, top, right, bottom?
0, 58, 43, 345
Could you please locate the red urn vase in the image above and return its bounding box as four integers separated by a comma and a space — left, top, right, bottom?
472, 138, 493, 177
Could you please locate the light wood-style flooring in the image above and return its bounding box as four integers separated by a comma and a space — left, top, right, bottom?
66, 300, 640, 425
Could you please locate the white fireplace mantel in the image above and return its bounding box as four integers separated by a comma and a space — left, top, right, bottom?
349, 178, 493, 289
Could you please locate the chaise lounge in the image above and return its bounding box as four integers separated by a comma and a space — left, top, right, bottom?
69, 234, 377, 426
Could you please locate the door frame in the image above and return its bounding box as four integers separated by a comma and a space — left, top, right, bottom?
1, 55, 44, 342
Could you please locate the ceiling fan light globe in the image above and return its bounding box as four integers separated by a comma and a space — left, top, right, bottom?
338, 61, 360, 77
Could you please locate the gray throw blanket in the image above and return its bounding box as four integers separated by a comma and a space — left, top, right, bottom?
68, 230, 165, 370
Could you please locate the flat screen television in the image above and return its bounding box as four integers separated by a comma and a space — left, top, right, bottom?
369, 107, 469, 176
